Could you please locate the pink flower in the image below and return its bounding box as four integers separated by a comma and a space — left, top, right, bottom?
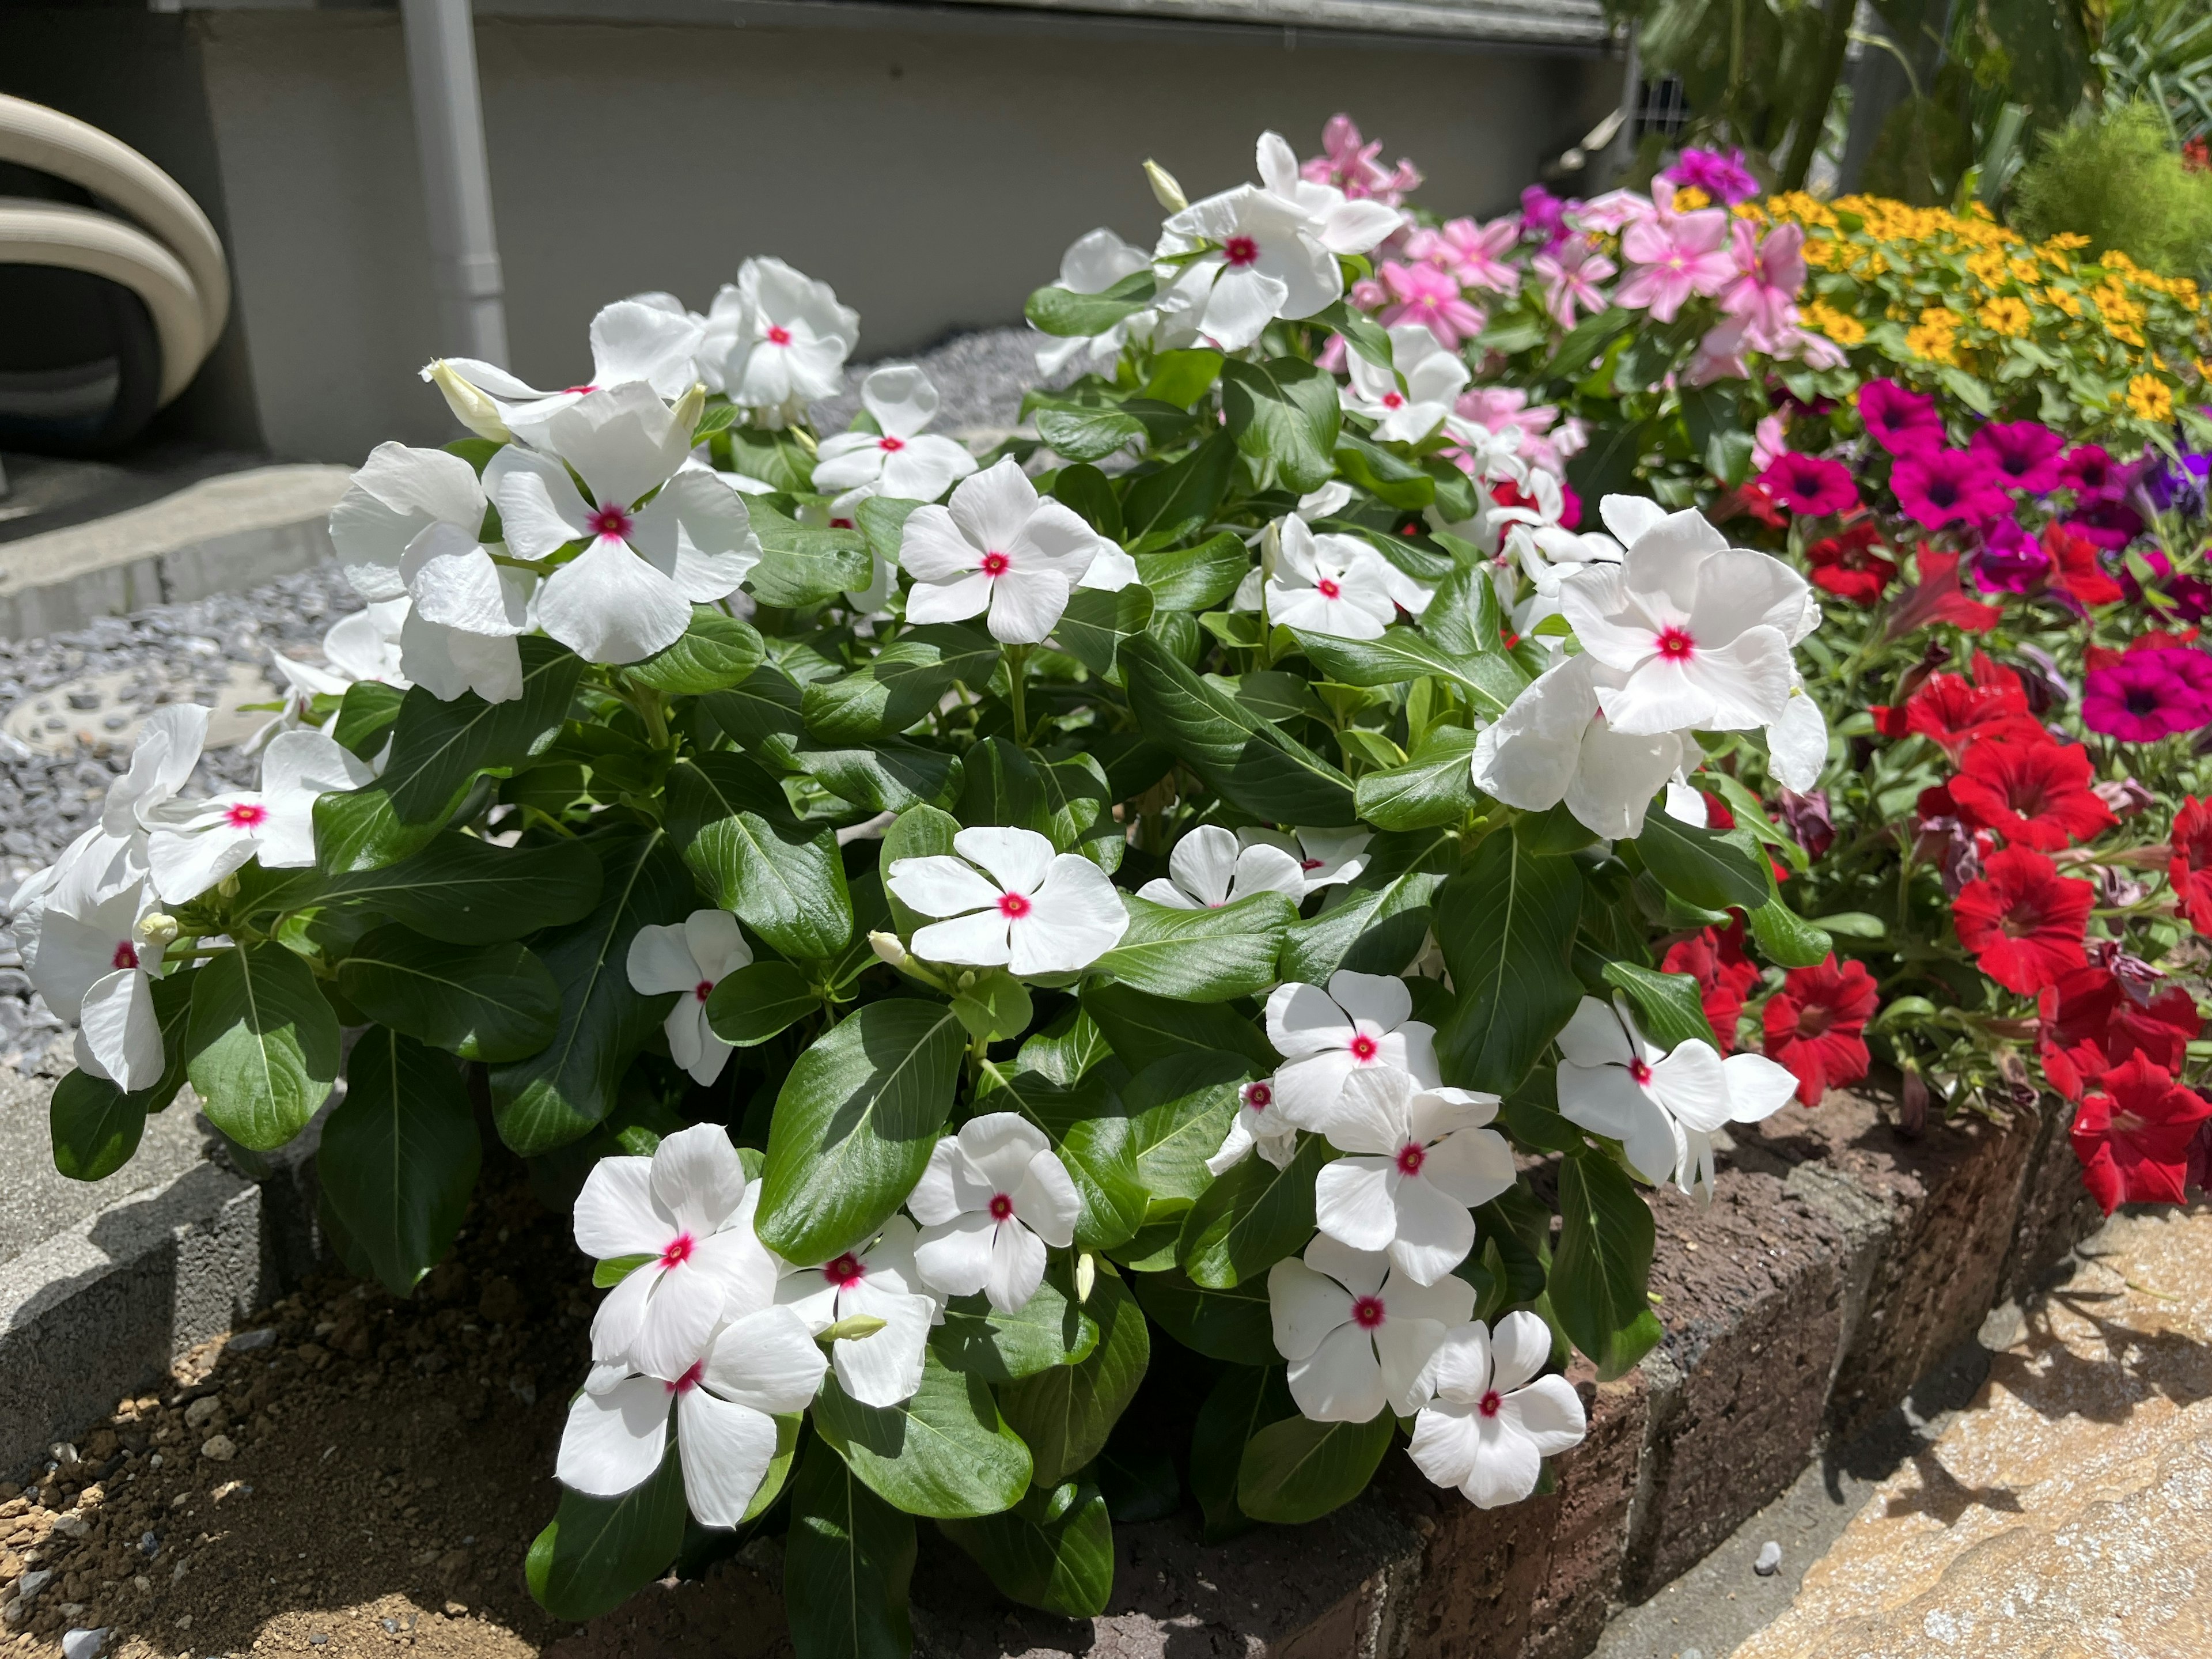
1531, 234, 1615, 328
1751, 414, 1788, 473
1664, 147, 1762, 204
1303, 115, 1422, 206
1406, 217, 1521, 295
1858, 380, 1944, 456
1378, 262, 1486, 349
1615, 200, 1733, 323
1758, 452, 1859, 518
1718, 221, 1805, 346
1686, 315, 1751, 385
1892, 449, 2013, 530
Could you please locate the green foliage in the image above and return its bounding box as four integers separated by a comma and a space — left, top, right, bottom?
2012, 101, 2212, 275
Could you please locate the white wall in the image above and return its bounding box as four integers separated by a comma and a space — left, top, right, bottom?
192, 9, 1616, 463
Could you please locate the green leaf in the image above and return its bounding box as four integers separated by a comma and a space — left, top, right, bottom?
1081, 981, 1276, 1075
803, 624, 1000, 743
1292, 627, 1528, 719
1143, 347, 1225, 407
1122, 431, 1236, 547
798, 740, 962, 815
1355, 726, 1480, 830
668, 754, 853, 961
930, 1267, 1100, 1383
783, 1434, 916, 1659
1748, 896, 1835, 968
1220, 357, 1341, 493
939, 1482, 1113, 1618
1334, 433, 1433, 509
723, 426, 816, 493
336, 926, 559, 1062
1190, 1365, 1295, 1540
49, 1069, 148, 1183
526, 1443, 687, 1623
855, 495, 924, 567
1025, 270, 1157, 337
624, 605, 766, 695
185, 943, 342, 1152
1131, 1267, 1274, 1363
1421, 560, 1507, 661
1093, 892, 1294, 1004
1040, 753, 1123, 874
239, 832, 603, 945
1634, 814, 1771, 911
332, 680, 403, 762
1311, 299, 1393, 367
757, 999, 965, 1264
1037, 406, 1147, 463
489, 830, 695, 1156
813, 1350, 1033, 1518
1537, 305, 1634, 382
1601, 961, 1717, 1050
997, 1268, 1149, 1486
1122, 1050, 1251, 1214
1049, 463, 1123, 540
951, 970, 1034, 1042
1122, 633, 1357, 827
1277, 866, 1444, 984
380, 635, 584, 830
747, 500, 873, 605
319, 1027, 480, 1297
1236, 1409, 1395, 1524
1133, 532, 1252, 612
1177, 1131, 1328, 1289
1552, 1153, 1663, 1380
705, 960, 824, 1047
1055, 584, 1156, 680
702, 665, 805, 765
1434, 834, 1584, 1095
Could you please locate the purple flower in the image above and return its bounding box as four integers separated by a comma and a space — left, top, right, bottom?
1858, 380, 1945, 456
2067, 495, 2146, 550
1972, 518, 2051, 593
1519, 185, 1571, 248
1969, 422, 2066, 494
1891, 449, 2013, 529
2113, 548, 2212, 621
1664, 147, 1761, 205
2059, 445, 2124, 501
2081, 656, 2212, 742
2139, 446, 2211, 519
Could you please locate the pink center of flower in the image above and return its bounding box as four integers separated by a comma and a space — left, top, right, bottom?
1382, 392, 1404, 408
823, 1253, 866, 1288
1245, 1082, 1272, 1111
1224, 236, 1260, 268
1351, 1295, 1387, 1330
588, 502, 634, 541
830, 517, 854, 530
1478, 1389, 1502, 1418
1628, 1056, 1652, 1086
1349, 1033, 1379, 1062
694, 979, 714, 1002
1655, 626, 1695, 660
989, 1194, 1015, 1222
998, 891, 1031, 919
878, 435, 905, 452
560, 384, 596, 396
980, 550, 1010, 578
666, 1360, 706, 1396
112, 941, 139, 971
1317, 577, 1342, 600
660, 1233, 696, 1270
225, 802, 269, 830
766, 325, 792, 346
1301, 857, 1325, 872
1396, 1142, 1426, 1176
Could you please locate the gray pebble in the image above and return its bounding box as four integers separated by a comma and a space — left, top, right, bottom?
1753, 1539, 1782, 1575
226, 1327, 279, 1353
62, 1628, 109, 1659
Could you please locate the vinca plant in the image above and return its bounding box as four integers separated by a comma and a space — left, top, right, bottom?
18, 130, 1840, 1652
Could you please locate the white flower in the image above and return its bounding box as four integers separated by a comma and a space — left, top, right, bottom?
424, 298, 706, 445
810, 365, 978, 512
1471, 653, 1691, 841
328, 443, 489, 605
897, 459, 1128, 644
1263, 516, 1399, 640
1311, 1067, 1514, 1286
573, 1124, 781, 1380
1345, 324, 1470, 444
885, 825, 1128, 975
1206, 1077, 1300, 1176
1407, 1311, 1586, 1509
1263, 969, 1441, 1129
1554, 995, 1797, 1195
28, 866, 167, 1093
908, 1113, 1082, 1313
1135, 825, 1304, 910
1237, 825, 1372, 897
1252, 130, 1404, 260
626, 910, 754, 1087
1766, 678, 1829, 794
698, 257, 860, 426
1035, 229, 1155, 374
1560, 506, 1810, 737
774, 1216, 937, 1408
492, 384, 761, 664
142, 729, 372, 903
1266, 1234, 1474, 1422
1154, 185, 1337, 353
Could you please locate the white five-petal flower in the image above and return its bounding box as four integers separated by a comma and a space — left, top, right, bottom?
1135, 825, 1304, 911
886, 825, 1128, 976
1310, 1067, 1515, 1285
1407, 1311, 1587, 1509
626, 910, 755, 1087
1264, 969, 1441, 1129
1266, 1234, 1474, 1422
908, 1113, 1082, 1313
1471, 651, 1691, 842
897, 459, 1129, 644
143, 729, 372, 903
1206, 1077, 1300, 1176
424, 298, 706, 444
1345, 324, 1471, 444
1263, 517, 1400, 641
698, 257, 860, 427
811, 365, 978, 512
1237, 825, 1372, 897
773, 1216, 937, 1408
29, 864, 167, 1093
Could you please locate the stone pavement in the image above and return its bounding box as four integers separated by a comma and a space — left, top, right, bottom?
1733, 1203, 2212, 1659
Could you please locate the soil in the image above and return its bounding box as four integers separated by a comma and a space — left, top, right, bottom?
0, 1175, 795, 1659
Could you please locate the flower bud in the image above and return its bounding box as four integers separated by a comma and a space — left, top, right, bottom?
419, 359, 512, 442
671, 381, 707, 438
1144, 160, 1187, 214
868, 930, 910, 970
1074, 1252, 1096, 1304
215, 873, 241, 900
136, 913, 180, 947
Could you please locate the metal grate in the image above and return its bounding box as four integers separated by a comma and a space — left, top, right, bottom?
1635, 74, 1689, 139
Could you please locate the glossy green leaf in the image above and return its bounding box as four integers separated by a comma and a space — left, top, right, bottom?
940, 1481, 1113, 1619
1220, 357, 1341, 493
812, 1351, 1033, 1518
704, 960, 823, 1047
930, 1267, 1100, 1383
1122, 431, 1236, 547
1080, 981, 1276, 1075
747, 500, 874, 605
1025, 270, 1157, 337
1748, 896, 1835, 968
1121, 1050, 1251, 1214
1236, 1409, 1394, 1524
1190, 1365, 1296, 1540
1634, 813, 1772, 911
668, 755, 853, 961
1292, 626, 1528, 719
49, 1069, 147, 1183
1600, 961, 1718, 1051
1354, 726, 1480, 830
378, 635, 583, 828
238, 832, 603, 945
1132, 531, 1252, 612
526, 1444, 686, 1622
624, 605, 766, 695
185, 943, 342, 1152
1177, 1131, 1329, 1290
783, 1434, 916, 1659
1054, 584, 1156, 680
319, 1027, 481, 1297
802, 624, 999, 744
797, 741, 963, 814
1552, 1152, 1664, 1381
1434, 834, 1584, 1096
336, 926, 559, 1062
1131, 1267, 1275, 1363
1037, 406, 1147, 463
997, 1269, 1149, 1486
1092, 891, 1296, 1003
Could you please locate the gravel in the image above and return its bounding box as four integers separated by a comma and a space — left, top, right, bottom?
810, 324, 1077, 438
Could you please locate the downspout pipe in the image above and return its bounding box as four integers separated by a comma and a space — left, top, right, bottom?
401, 0, 509, 366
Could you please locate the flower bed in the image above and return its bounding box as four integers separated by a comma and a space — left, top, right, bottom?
11, 116, 2211, 1657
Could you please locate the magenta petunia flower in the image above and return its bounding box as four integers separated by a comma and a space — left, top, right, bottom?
1972, 519, 2052, 593
2059, 444, 2124, 501
1970, 422, 2066, 494
1892, 449, 2013, 529
1664, 147, 1762, 205
1858, 380, 1945, 456
2067, 496, 2147, 550
2082, 656, 2212, 742
1757, 451, 1859, 518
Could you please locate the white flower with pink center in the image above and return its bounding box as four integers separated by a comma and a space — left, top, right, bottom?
573, 1124, 782, 1382
772, 1216, 937, 1408
1343, 324, 1470, 444
24, 864, 169, 1094
1205, 1077, 1301, 1176
698, 257, 860, 427
1135, 824, 1305, 911
1262, 516, 1401, 641
885, 825, 1128, 976
1263, 969, 1441, 1129
811, 365, 978, 513
1408, 1312, 1587, 1508
422, 297, 706, 445
897, 458, 1131, 644
1471, 651, 1692, 842
142, 729, 373, 904
1266, 1234, 1474, 1422
1310, 1067, 1514, 1285
626, 910, 754, 1087
1237, 825, 1372, 899
907, 1113, 1082, 1313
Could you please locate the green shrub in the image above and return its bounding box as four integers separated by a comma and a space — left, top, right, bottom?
2012, 102, 2212, 277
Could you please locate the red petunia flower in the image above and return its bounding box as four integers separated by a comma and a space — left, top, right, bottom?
1870, 704, 1910, 739
2069, 1052, 2212, 1213
2044, 524, 2124, 609
1759, 452, 1861, 518
1883, 548, 2003, 639
1902, 661, 2045, 759
1947, 736, 2118, 850
1952, 847, 2094, 995
1662, 918, 1760, 1054
2036, 965, 2201, 1101
2170, 797, 2212, 936
1805, 522, 1898, 605
1761, 956, 1878, 1106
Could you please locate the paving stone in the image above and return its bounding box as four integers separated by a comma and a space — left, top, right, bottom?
1995, 1092, 2104, 1301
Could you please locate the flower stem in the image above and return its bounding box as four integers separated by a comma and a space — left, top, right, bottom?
1005, 645, 1032, 745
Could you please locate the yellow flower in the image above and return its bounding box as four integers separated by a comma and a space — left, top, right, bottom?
2127, 374, 2173, 421
1966, 248, 2010, 288
1672, 185, 1712, 211
2109, 321, 2146, 349
2045, 286, 2084, 318
1731, 201, 1767, 224
1906, 323, 1959, 364
1977, 296, 2033, 337
1802, 301, 1866, 346
2008, 257, 2040, 284
1918, 305, 1961, 331
2196, 357, 2212, 384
